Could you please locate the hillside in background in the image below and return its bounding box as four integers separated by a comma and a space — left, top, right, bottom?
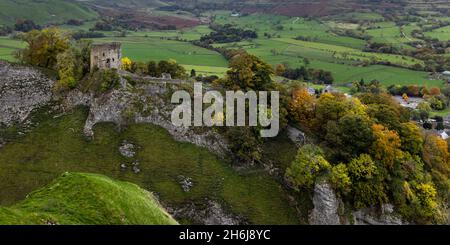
0, 0, 98, 25
164, 0, 450, 17
1, 0, 448, 26
0, 172, 178, 225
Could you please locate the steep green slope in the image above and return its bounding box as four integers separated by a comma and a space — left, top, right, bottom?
0, 107, 302, 224
0, 172, 178, 225
0, 0, 98, 25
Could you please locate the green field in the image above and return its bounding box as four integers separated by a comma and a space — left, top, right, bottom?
0, 37, 24, 61
425, 25, 450, 41
213, 12, 367, 49
124, 25, 214, 41
213, 38, 442, 87
0, 107, 302, 224
365, 22, 420, 48
183, 64, 228, 76
93, 36, 228, 67
0, 173, 178, 225
0, 10, 446, 88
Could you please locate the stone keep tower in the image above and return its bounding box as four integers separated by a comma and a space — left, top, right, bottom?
90, 43, 122, 70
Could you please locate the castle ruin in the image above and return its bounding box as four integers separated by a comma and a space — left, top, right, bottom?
90, 43, 122, 71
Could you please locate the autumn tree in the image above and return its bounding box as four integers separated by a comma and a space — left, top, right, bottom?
275, 63, 286, 76
429, 87, 441, 96
18, 28, 70, 69
121, 57, 133, 71
289, 88, 316, 128
423, 134, 450, 174
370, 124, 402, 169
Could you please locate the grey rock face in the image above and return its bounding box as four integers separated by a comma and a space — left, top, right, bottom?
131, 161, 141, 174
310, 181, 406, 225
310, 181, 341, 225
352, 204, 404, 225
119, 141, 136, 158
178, 175, 193, 192
0, 62, 54, 126
168, 200, 242, 225
286, 126, 306, 146
63, 81, 230, 158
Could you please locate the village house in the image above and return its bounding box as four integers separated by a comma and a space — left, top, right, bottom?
443, 71, 450, 83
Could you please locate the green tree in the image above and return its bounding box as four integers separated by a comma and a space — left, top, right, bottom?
285, 144, 331, 189
329, 163, 352, 195
325, 113, 374, 160
157, 59, 187, 79
399, 122, 424, 156
147, 61, 158, 77
313, 93, 367, 134
219, 52, 274, 91
56, 48, 77, 89
347, 154, 378, 180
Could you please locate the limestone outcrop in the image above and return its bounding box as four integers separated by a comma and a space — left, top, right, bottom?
62, 80, 230, 158
0, 62, 54, 126
310, 181, 405, 225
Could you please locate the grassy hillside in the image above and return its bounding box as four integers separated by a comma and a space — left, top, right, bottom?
88, 0, 168, 8
0, 106, 303, 224
0, 0, 98, 25
0, 172, 178, 225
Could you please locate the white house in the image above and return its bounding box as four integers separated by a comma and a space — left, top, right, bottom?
440, 131, 449, 140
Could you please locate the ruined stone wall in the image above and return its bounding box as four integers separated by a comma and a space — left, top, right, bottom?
90, 43, 122, 71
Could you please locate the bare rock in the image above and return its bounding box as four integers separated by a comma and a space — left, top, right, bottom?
0, 62, 54, 126
119, 141, 136, 158
168, 200, 243, 225
63, 81, 230, 158
178, 175, 193, 192
352, 204, 404, 225
131, 161, 141, 174
310, 181, 406, 225
287, 126, 306, 146
310, 181, 340, 225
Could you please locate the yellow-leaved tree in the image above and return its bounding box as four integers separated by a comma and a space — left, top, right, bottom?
121, 57, 133, 71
